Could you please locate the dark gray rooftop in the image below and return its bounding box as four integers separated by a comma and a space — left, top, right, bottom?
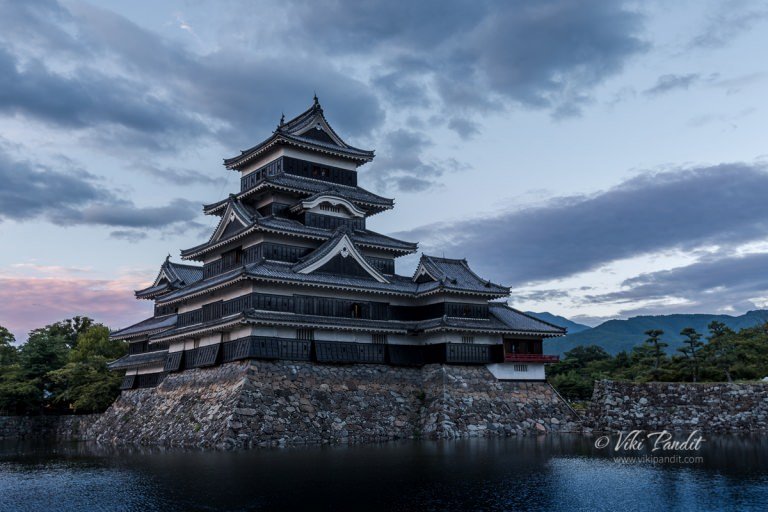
415, 255, 509, 295
180, 216, 416, 259
135, 258, 204, 298
111, 314, 177, 339
107, 351, 167, 370
488, 303, 567, 335
224, 99, 374, 169
203, 173, 393, 216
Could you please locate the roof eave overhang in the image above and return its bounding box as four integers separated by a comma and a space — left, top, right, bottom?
243, 316, 408, 334
203, 182, 393, 217
225, 137, 373, 171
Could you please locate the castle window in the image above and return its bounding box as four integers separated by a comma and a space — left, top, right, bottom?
513, 364, 528, 372
462, 336, 475, 344
351, 303, 361, 318
372, 334, 388, 344
297, 328, 314, 341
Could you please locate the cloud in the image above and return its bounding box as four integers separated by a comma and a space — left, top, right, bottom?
586, 252, 768, 307
109, 230, 148, 243
447, 118, 481, 139
0, 275, 152, 342
394, 163, 768, 286
291, 0, 647, 117
0, 47, 207, 140
689, 1, 768, 49
365, 129, 464, 192
644, 73, 701, 96
0, 148, 201, 229
0, 1, 384, 151
132, 162, 228, 186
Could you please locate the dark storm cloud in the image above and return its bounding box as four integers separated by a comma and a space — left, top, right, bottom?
291, 0, 647, 116
0, 47, 206, 138
0, 148, 200, 229
643, 74, 701, 96
394, 163, 768, 286
0, 1, 383, 151
587, 252, 768, 305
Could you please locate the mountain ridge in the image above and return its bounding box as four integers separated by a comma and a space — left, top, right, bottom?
535, 310, 768, 355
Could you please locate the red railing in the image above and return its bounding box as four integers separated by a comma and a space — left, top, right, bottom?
504, 353, 560, 363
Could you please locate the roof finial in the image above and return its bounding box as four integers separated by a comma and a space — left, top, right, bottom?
165, 253, 171, 263
313, 91, 319, 106
279, 112, 285, 126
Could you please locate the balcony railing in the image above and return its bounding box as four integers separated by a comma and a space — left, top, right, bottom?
504, 353, 559, 363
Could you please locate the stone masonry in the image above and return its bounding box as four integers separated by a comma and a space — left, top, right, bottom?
584, 380, 768, 433
87, 361, 580, 449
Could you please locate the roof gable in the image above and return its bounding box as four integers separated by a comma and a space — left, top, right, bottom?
208, 197, 258, 244
223, 97, 374, 169
293, 230, 389, 283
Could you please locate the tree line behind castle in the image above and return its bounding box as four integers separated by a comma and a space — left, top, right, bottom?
1, 316, 767, 415
550, 321, 768, 401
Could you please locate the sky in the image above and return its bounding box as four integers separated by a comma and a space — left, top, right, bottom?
1, 0, 768, 340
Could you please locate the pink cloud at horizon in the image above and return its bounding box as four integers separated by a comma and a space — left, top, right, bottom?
0, 276, 154, 343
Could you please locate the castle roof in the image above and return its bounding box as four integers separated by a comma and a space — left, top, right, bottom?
180, 215, 417, 260
223, 97, 375, 170
110, 313, 178, 340
203, 173, 394, 216
134, 257, 203, 299
413, 255, 509, 295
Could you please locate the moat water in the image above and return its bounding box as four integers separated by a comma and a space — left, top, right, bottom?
1, 435, 768, 511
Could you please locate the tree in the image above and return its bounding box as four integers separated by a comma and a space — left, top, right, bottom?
18, 328, 70, 413
703, 321, 737, 382
48, 324, 126, 413
678, 327, 704, 382
40, 316, 94, 349
548, 345, 611, 377
0, 325, 18, 366
633, 329, 667, 381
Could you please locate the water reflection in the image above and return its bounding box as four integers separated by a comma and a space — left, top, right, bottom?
1, 435, 767, 511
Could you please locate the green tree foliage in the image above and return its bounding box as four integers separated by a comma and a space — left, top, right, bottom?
631, 329, 668, 382
0, 326, 18, 366
43, 316, 94, 349
49, 325, 126, 413
0, 318, 126, 415
549, 322, 768, 401
678, 327, 704, 382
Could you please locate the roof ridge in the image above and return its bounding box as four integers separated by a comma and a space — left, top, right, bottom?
494, 304, 567, 332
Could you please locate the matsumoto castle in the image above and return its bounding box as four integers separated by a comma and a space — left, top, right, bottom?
109, 97, 565, 389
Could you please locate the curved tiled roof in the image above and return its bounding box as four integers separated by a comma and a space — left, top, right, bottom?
414, 255, 509, 295
180, 216, 417, 260
203, 173, 393, 217
488, 303, 567, 335
135, 257, 204, 299
110, 314, 178, 340
224, 99, 374, 169
107, 351, 167, 370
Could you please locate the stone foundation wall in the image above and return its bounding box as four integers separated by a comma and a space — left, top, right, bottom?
0, 414, 100, 441
584, 380, 768, 432
88, 361, 580, 449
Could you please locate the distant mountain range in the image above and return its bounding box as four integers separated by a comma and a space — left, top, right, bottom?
526, 310, 768, 355
523, 311, 591, 334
